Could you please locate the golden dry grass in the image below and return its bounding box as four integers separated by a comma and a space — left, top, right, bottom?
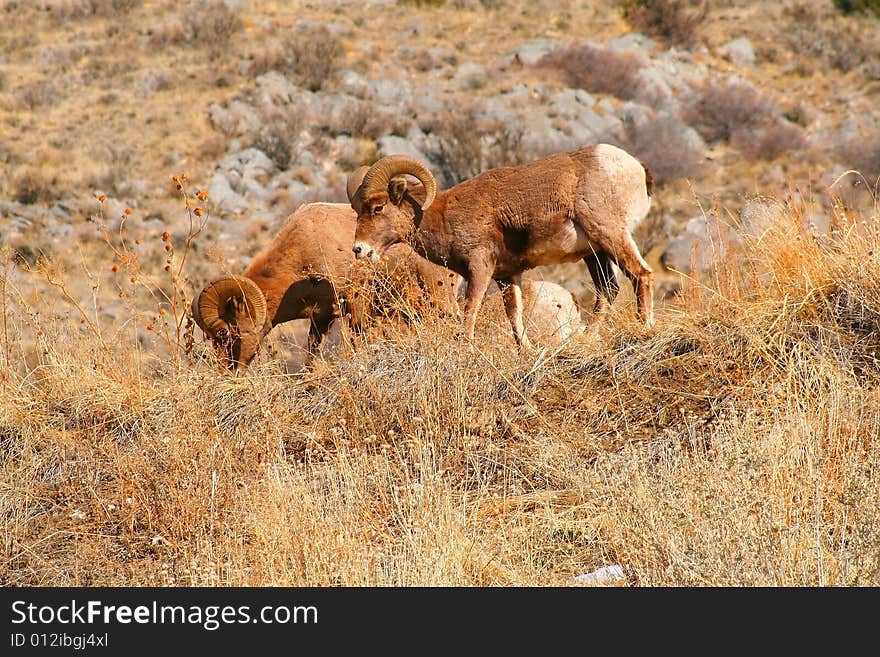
2, 196, 879, 586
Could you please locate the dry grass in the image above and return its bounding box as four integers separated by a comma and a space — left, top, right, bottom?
2, 198, 879, 586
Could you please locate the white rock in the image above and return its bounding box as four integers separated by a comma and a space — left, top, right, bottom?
208, 172, 248, 215
573, 564, 626, 586
505, 39, 564, 67
718, 37, 756, 67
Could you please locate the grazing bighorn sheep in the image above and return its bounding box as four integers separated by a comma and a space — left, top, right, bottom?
192, 195, 460, 370
349, 143, 655, 350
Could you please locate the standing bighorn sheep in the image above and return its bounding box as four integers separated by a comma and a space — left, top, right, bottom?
349, 143, 655, 349
192, 188, 461, 370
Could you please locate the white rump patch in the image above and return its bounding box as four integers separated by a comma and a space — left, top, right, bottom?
595, 143, 652, 231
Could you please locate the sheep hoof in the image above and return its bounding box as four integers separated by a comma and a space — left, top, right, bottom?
519, 339, 536, 353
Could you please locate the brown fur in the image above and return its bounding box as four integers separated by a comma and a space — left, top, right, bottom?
353, 144, 655, 349
197, 202, 460, 370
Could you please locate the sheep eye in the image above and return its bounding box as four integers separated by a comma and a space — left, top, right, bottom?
372, 205, 383, 215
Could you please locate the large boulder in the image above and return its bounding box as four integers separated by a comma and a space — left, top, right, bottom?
483, 279, 583, 346
717, 37, 756, 67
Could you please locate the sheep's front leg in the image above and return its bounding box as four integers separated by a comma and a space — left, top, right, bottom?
461, 259, 493, 341
496, 275, 534, 351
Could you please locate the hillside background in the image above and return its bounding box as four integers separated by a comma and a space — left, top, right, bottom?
1, 0, 879, 586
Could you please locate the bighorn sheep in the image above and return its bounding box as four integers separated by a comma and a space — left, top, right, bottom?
192, 196, 460, 370
349, 144, 654, 350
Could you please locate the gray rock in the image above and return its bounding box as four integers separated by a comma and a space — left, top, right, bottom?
717, 37, 756, 67
10, 215, 33, 232
410, 93, 448, 124
208, 172, 248, 214
46, 223, 74, 240
49, 203, 73, 223
606, 33, 657, 56
219, 148, 276, 184
504, 39, 563, 67
365, 77, 414, 106
288, 87, 325, 117
634, 55, 701, 113
338, 70, 371, 99
255, 71, 298, 105
545, 88, 620, 143
620, 101, 706, 153
661, 214, 742, 274
454, 62, 488, 89
378, 135, 430, 163
208, 100, 262, 136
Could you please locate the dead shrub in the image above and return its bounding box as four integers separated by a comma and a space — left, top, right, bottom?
683, 79, 777, 143
14, 80, 59, 110
839, 130, 880, 184
426, 110, 528, 187
13, 169, 59, 204
188, 1, 243, 60
330, 99, 410, 141
535, 43, 643, 101
620, 0, 707, 47
281, 26, 346, 92
731, 122, 807, 161
615, 113, 705, 184
782, 3, 877, 73
48, 0, 142, 21
147, 2, 242, 60
425, 111, 483, 186
252, 108, 303, 171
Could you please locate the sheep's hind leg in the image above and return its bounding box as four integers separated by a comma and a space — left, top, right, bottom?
605, 233, 655, 328
584, 250, 619, 335
496, 275, 534, 351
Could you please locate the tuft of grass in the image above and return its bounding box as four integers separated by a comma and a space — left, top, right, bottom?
12, 168, 59, 204
280, 26, 346, 92
619, 0, 707, 47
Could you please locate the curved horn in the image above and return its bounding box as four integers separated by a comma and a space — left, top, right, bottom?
360, 155, 437, 211
346, 165, 370, 205
194, 275, 267, 336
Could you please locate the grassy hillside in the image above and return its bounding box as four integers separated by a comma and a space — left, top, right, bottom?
1, 0, 879, 585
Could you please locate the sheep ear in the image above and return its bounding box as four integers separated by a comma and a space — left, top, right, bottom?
388, 178, 408, 206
